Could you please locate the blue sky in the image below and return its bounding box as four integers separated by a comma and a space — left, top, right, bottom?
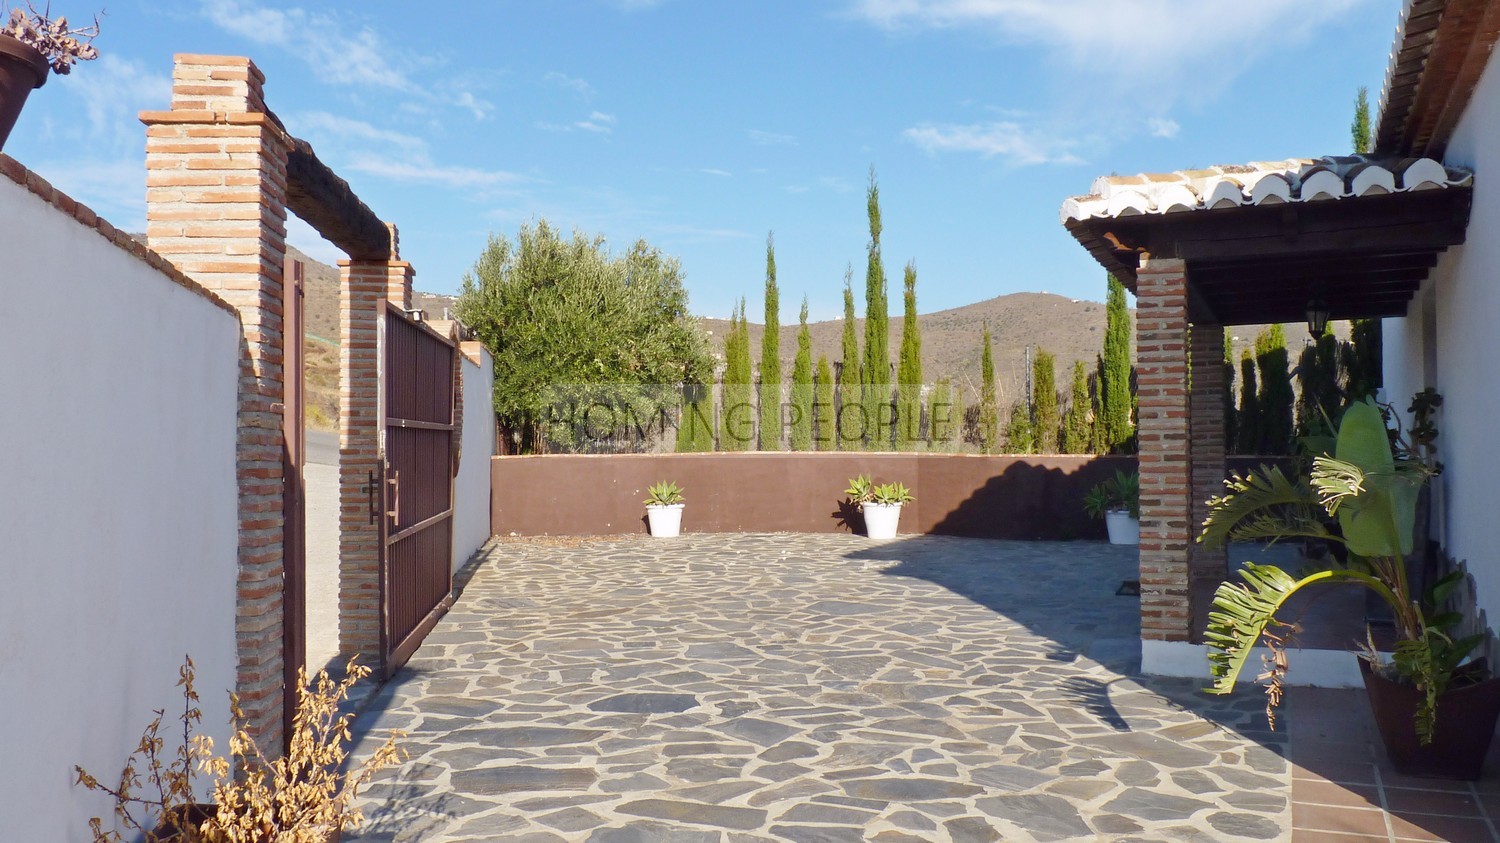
9, 0, 1398, 321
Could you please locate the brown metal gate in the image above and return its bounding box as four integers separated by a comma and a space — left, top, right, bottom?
380, 305, 457, 675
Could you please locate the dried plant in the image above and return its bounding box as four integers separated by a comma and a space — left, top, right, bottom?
3, 2, 100, 74
77, 657, 403, 843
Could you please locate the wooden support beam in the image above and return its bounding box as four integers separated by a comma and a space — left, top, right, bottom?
285, 137, 391, 262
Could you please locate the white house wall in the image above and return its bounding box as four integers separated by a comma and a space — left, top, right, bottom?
1386, 47, 1500, 624
0, 177, 240, 840
453, 345, 496, 573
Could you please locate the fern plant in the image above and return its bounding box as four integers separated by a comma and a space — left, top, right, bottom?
1200, 394, 1478, 744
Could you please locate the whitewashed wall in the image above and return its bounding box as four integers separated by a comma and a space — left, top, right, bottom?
0, 176, 240, 840
453, 343, 496, 573
1385, 49, 1500, 621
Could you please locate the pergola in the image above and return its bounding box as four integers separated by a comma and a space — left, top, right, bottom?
1060, 155, 1473, 668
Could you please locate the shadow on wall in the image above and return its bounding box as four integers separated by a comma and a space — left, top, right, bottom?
920, 458, 1123, 541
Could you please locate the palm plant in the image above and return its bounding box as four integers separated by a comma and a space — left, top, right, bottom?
1199, 393, 1479, 744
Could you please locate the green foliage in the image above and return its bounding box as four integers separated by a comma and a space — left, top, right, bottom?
675, 383, 715, 453
1004, 402, 1035, 454
1352, 86, 1372, 154
837, 267, 862, 449
758, 232, 782, 451
1101, 274, 1134, 452
1346, 319, 1383, 402
1201, 395, 1462, 742
930, 378, 956, 451
896, 261, 923, 450
790, 297, 813, 452
814, 354, 835, 451
1032, 348, 1058, 453
1255, 325, 1294, 454
845, 475, 914, 506
979, 325, 999, 454
1083, 470, 1139, 519
1089, 363, 1107, 455
1061, 360, 1092, 454
720, 300, 755, 451
861, 168, 891, 448
1223, 332, 1238, 455
1296, 327, 1343, 437
1237, 349, 1260, 453
644, 481, 684, 506
455, 220, 712, 453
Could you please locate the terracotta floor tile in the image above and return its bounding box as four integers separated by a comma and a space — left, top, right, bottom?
1383, 787, 1482, 817
1388, 810, 1497, 842
1293, 803, 1392, 836
1379, 771, 1476, 793
1295, 779, 1382, 809
1292, 831, 1391, 843
1294, 758, 1382, 785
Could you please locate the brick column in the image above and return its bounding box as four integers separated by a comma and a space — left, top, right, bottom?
140, 54, 290, 746
1189, 322, 1228, 593
337, 245, 413, 661
1135, 257, 1192, 642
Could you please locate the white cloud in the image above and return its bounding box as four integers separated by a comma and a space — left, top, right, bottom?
902, 120, 1082, 165
544, 71, 595, 97
576, 111, 618, 134
345, 152, 530, 190
453, 91, 494, 121
848, 0, 1364, 103
699, 168, 733, 177
58, 55, 171, 147
292, 112, 427, 151
1148, 117, 1180, 139
748, 129, 797, 146
202, 0, 414, 91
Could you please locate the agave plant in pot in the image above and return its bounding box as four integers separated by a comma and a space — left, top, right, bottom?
1084, 470, 1139, 545
0, 4, 100, 149
644, 480, 685, 538
846, 475, 914, 541
1200, 393, 1500, 779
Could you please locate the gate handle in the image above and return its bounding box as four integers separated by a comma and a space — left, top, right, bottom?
364, 470, 378, 525
386, 470, 401, 525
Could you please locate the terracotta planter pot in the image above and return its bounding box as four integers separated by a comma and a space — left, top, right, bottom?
1360, 657, 1500, 780
0, 36, 48, 151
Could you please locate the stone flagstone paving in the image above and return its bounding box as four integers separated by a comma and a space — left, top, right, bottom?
347, 533, 1289, 842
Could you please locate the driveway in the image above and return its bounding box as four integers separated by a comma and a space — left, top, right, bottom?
345, 533, 1293, 841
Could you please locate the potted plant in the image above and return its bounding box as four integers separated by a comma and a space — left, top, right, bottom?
1084, 470, 1140, 545
0, 4, 99, 149
644, 480, 685, 538
1199, 393, 1500, 779
76, 657, 402, 842
846, 475, 914, 540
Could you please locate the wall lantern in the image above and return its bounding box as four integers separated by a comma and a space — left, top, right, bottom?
1305, 291, 1330, 337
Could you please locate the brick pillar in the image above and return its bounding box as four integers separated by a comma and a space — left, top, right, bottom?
337, 238, 412, 661
1135, 257, 1192, 643
140, 54, 290, 747
1189, 322, 1228, 593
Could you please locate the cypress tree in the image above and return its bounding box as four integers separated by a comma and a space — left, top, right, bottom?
1296, 326, 1343, 435
896, 261, 923, 450
758, 232, 781, 450
1088, 365, 1107, 454
861, 169, 891, 448
790, 297, 813, 451
979, 324, 999, 454
1346, 318, 1382, 402
1238, 348, 1260, 454
1005, 402, 1035, 454
1255, 325, 1294, 454
720, 300, 755, 451
1352, 86, 1372, 154
1101, 274, 1134, 452
837, 266, 862, 449
930, 378, 954, 450
1223, 331, 1238, 457
1061, 360, 1091, 454
675, 381, 715, 452
813, 354, 835, 451
1032, 348, 1059, 453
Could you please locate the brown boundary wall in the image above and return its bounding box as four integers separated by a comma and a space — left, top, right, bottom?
491, 453, 1144, 541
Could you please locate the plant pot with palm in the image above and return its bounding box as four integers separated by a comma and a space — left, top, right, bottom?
0, 5, 99, 150
1085, 470, 1140, 545
1200, 392, 1500, 780
847, 475, 914, 540
644, 480, 685, 537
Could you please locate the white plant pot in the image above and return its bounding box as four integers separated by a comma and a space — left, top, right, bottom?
863, 502, 903, 540
646, 503, 684, 537
1105, 509, 1140, 546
